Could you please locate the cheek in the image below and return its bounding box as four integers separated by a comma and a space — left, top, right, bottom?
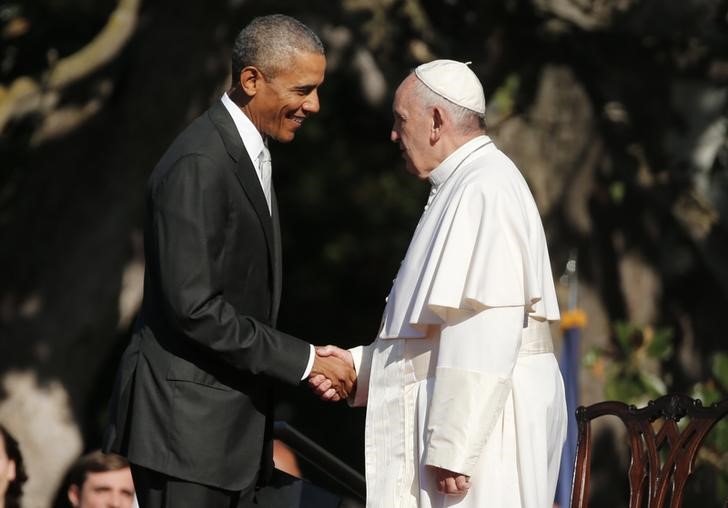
286, 98, 307, 114
278, 106, 294, 121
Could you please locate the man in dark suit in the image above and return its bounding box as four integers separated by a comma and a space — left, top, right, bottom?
103, 14, 355, 508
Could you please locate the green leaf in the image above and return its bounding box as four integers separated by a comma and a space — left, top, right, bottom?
582, 347, 602, 368
489, 74, 519, 119
605, 373, 644, 402
712, 353, 728, 390
711, 419, 728, 455
610, 181, 626, 204
719, 475, 728, 505
691, 382, 721, 405
646, 327, 673, 359
638, 370, 666, 398
614, 321, 635, 354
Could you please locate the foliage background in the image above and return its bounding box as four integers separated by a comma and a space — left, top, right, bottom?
0, 0, 727, 506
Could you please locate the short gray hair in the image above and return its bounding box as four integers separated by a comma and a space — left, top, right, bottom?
232, 14, 324, 80
411, 75, 486, 134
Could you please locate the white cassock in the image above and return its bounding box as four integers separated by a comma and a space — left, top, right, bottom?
350, 135, 567, 508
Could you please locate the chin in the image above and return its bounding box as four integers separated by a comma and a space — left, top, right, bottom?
272, 132, 295, 143
281, 135, 295, 143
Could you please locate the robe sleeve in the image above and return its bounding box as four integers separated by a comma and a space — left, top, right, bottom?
424, 305, 523, 476
348, 343, 374, 407
419, 175, 556, 324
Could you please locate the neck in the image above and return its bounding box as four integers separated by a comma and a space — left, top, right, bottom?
227, 86, 255, 124
227, 85, 249, 107
227, 85, 264, 138
433, 131, 483, 167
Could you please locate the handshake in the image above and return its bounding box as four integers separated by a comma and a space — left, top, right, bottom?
308, 345, 356, 402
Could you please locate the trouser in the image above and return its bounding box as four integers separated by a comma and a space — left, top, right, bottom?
130, 464, 255, 508
131, 464, 343, 508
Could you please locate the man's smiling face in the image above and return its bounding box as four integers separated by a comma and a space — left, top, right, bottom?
248, 51, 326, 143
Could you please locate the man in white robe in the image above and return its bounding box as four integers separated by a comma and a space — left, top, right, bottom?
312, 60, 567, 508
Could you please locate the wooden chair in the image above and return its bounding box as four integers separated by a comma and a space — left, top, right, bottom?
570, 393, 728, 508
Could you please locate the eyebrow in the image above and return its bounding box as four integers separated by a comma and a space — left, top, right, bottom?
90, 485, 135, 496
292, 84, 317, 93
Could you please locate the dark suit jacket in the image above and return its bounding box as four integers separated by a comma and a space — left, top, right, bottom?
103, 100, 311, 494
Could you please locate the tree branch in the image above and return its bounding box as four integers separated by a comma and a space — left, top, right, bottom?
0, 0, 141, 134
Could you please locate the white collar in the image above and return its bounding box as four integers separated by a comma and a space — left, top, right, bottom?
221, 93, 267, 169
428, 135, 491, 188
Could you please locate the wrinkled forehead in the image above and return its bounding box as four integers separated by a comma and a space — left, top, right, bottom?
393, 74, 417, 111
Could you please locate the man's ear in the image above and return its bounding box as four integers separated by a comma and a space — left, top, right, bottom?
431, 107, 444, 143
239, 66, 264, 97
6, 459, 15, 482
68, 484, 81, 507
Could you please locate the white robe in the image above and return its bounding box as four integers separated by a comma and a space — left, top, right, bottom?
350, 136, 567, 508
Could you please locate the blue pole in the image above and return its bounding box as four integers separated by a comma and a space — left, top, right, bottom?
555, 324, 580, 507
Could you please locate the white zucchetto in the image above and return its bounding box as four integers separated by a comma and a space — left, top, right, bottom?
414, 59, 486, 115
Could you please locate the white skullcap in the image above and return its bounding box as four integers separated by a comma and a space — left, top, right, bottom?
414, 59, 486, 115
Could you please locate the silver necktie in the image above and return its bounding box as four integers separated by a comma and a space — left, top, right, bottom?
259, 144, 272, 213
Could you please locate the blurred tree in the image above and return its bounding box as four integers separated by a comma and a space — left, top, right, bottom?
0, 0, 726, 506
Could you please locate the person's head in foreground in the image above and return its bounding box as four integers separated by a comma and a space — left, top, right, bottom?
391, 59, 487, 179
66, 451, 134, 508
228, 14, 326, 143
0, 425, 26, 508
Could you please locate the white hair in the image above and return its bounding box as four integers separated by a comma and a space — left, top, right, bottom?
411, 75, 486, 134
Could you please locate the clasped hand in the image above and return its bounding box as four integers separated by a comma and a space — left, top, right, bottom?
428, 465, 471, 495
308, 345, 355, 401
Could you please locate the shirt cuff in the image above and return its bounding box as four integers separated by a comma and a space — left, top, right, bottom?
300, 344, 316, 380
348, 345, 373, 407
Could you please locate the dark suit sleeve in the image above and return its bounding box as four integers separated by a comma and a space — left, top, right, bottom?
150, 153, 310, 385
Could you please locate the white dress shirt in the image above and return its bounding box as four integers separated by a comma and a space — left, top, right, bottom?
221, 93, 268, 200
221, 93, 315, 379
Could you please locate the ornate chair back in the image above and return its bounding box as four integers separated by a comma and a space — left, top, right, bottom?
570, 393, 728, 508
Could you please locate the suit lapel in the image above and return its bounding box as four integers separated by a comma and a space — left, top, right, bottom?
270, 188, 283, 326
208, 101, 277, 310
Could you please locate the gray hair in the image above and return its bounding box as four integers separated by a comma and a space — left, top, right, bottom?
411, 75, 486, 134
232, 14, 324, 81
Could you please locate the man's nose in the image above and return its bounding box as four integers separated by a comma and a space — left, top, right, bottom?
303, 91, 320, 113
390, 129, 399, 142
108, 492, 123, 508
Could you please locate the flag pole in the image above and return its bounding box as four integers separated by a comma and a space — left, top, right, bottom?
555, 250, 586, 507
